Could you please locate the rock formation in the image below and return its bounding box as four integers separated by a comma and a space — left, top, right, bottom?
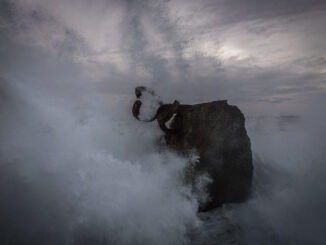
165, 100, 253, 211
131, 87, 253, 212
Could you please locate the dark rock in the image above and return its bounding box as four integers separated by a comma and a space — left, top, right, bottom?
165, 100, 253, 211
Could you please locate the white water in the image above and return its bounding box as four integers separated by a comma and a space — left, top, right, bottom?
2, 78, 326, 245
1, 78, 205, 245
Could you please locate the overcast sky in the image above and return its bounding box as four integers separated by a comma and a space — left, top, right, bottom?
1, 0, 326, 115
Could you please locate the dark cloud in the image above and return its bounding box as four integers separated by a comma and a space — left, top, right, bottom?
1, 0, 325, 108
198, 0, 326, 24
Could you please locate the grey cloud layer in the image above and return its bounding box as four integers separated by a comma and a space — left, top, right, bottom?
1, 0, 325, 113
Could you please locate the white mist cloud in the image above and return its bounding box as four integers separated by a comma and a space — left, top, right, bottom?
0, 75, 202, 244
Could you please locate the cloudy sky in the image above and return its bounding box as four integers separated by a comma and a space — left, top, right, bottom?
1, 0, 325, 115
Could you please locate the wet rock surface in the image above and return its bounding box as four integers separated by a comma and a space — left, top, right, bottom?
165, 100, 253, 211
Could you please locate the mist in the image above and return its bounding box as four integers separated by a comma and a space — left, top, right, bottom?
1, 0, 326, 244
0, 76, 203, 244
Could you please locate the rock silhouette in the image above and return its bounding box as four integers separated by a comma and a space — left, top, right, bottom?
165, 100, 253, 211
